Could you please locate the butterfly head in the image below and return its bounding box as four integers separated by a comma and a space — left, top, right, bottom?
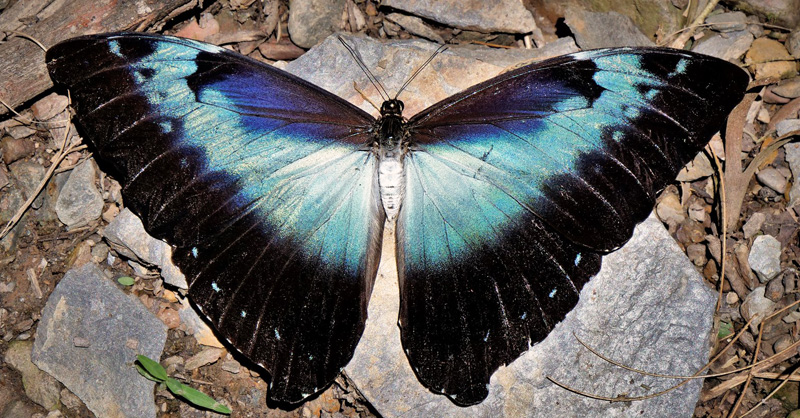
380, 99, 404, 118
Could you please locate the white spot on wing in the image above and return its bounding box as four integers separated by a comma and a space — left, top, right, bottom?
108, 40, 122, 57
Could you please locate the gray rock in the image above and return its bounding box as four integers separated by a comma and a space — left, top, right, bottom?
756, 167, 788, 194
725, 0, 800, 30
287, 0, 345, 48
741, 287, 777, 331
381, 0, 536, 33
742, 212, 767, 239
348, 215, 715, 416
55, 159, 103, 228
8, 160, 46, 209
776, 118, 800, 137
5, 124, 37, 139
32, 263, 167, 418
104, 208, 187, 289
4, 341, 61, 410
706, 11, 748, 32
786, 143, 800, 207
748, 234, 782, 282
565, 10, 654, 49
385, 13, 445, 43
693, 30, 754, 61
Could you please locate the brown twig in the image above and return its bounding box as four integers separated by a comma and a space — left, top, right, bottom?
669, 0, 721, 49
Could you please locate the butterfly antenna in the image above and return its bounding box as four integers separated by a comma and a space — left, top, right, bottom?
338, 36, 390, 102
395, 43, 449, 99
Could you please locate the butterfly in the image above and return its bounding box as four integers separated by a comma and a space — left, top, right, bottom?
45, 32, 748, 407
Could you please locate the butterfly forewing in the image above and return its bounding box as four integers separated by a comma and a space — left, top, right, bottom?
46, 33, 385, 403
398, 48, 748, 404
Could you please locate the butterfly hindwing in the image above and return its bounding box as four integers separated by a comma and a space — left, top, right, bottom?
46, 33, 385, 403
398, 48, 748, 404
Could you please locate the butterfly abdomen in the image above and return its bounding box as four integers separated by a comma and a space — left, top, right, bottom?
377, 101, 408, 224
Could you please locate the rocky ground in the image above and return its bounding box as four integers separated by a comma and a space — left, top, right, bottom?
1, 0, 800, 417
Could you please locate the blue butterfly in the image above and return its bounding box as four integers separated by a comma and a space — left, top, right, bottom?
46, 33, 748, 406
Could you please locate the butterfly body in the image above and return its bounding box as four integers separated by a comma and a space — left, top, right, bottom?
46, 33, 749, 406
375, 99, 407, 223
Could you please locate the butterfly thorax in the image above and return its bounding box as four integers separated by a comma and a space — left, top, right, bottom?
376, 99, 407, 224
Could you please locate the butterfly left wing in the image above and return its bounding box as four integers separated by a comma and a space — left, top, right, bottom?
46, 33, 384, 403
398, 48, 748, 405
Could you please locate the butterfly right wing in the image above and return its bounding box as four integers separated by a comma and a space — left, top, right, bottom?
397, 48, 748, 405
46, 33, 385, 403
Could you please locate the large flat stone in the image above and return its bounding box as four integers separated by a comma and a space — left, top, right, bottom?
347, 215, 714, 416
32, 263, 167, 418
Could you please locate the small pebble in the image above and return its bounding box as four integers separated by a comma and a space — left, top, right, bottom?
774, 334, 794, 353
687, 243, 707, 266
221, 360, 241, 374
687, 199, 707, 223
706, 235, 722, 263
726, 292, 740, 305
765, 276, 785, 301
15, 318, 34, 332
675, 219, 705, 244
184, 347, 225, 371
365, 2, 377, 16
749, 235, 782, 282
1, 136, 35, 164
742, 212, 766, 239
741, 287, 776, 332
756, 167, 788, 194
772, 77, 800, 98
0, 281, 15, 293
656, 192, 685, 228
31, 93, 70, 121
163, 355, 185, 375
782, 310, 800, 323
157, 306, 181, 329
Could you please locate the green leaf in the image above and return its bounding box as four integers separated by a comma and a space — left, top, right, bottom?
135, 355, 168, 382
117, 276, 135, 286
166, 378, 231, 414
135, 363, 162, 383
718, 320, 734, 339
